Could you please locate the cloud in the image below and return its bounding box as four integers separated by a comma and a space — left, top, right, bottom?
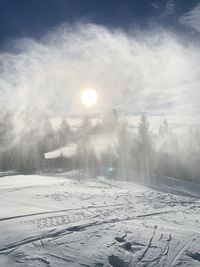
166, 0, 175, 15
151, 0, 175, 17
179, 3, 200, 33
151, 2, 159, 10
0, 23, 199, 132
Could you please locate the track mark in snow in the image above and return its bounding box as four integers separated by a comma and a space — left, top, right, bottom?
163, 233, 172, 256
0, 209, 181, 253
138, 225, 157, 261
170, 236, 200, 266
156, 233, 172, 266
0, 221, 99, 253
0, 203, 131, 222
47, 252, 74, 263
24, 255, 50, 266
25, 212, 87, 230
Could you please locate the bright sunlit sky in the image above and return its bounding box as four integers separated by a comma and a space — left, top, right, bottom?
0, 0, 200, 129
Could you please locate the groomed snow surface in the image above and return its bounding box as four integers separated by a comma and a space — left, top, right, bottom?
0, 171, 200, 266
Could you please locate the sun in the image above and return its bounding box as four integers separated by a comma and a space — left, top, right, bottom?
81, 89, 97, 107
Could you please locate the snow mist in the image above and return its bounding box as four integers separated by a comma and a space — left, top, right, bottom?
0, 23, 199, 181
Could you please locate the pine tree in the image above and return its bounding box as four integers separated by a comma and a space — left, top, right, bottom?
138, 114, 151, 143
137, 114, 153, 173
102, 109, 119, 132
58, 119, 71, 146
118, 120, 131, 177
159, 119, 169, 139
79, 115, 92, 137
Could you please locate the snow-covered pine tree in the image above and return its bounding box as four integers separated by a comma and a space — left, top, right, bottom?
58, 119, 71, 146
137, 114, 154, 173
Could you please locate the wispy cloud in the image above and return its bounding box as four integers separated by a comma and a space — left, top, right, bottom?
179, 3, 200, 33
166, 0, 175, 15
151, 0, 175, 16
151, 1, 159, 10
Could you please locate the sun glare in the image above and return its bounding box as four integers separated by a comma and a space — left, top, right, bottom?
81, 89, 97, 107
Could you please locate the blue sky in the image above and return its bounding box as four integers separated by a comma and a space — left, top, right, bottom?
0, 0, 199, 46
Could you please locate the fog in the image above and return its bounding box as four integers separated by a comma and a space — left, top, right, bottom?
0, 23, 199, 133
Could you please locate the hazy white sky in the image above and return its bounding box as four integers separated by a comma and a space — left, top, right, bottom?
0, 23, 199, 126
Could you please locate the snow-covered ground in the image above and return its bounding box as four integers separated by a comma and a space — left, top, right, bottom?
44, 134, 118, 160
45, 144, 77, 159
0, 171, 200, 266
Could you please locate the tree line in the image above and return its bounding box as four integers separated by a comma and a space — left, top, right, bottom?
0, 110, 199, 183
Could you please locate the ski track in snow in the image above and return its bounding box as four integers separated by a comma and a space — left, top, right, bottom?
0, 173, 200, 266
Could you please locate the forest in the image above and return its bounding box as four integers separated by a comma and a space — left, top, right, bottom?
0, 110, 199, 183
